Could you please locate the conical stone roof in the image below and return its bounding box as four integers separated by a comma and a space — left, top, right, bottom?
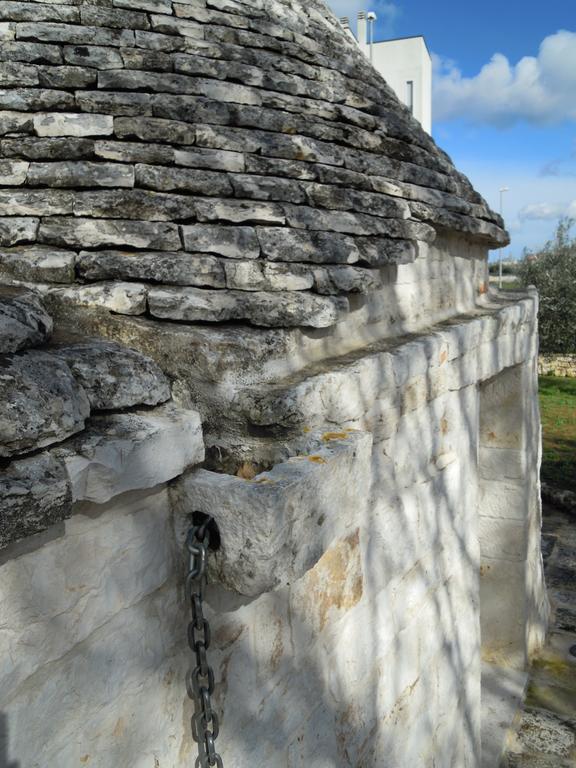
0, 0, 508, 328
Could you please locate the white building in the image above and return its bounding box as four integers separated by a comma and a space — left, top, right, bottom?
340, 12, 432, 134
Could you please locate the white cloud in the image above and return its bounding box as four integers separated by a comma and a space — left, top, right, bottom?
519, 201, 576, 221
433, 30, 576, 126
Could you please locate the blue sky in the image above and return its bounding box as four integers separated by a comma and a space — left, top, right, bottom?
327, 0, 576, 259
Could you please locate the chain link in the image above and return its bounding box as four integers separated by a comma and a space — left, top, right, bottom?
185, 519, 223, 768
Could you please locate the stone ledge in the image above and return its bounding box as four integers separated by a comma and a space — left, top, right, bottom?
0, 404, 204, 550
171, 429, 372, 597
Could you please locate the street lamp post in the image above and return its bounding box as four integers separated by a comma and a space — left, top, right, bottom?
367, 11, 377, 63
498, 186, 509, 290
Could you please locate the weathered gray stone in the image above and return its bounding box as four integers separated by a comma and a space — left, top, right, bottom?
53, 341, 171, 410
77, 249, 226, 288
27, 161, 135, 189
63, 44, 124, 70
135, 164, 232, 195
36, 282, 148, 316
34, 112, 113, 137
312, 265, 382, 294
224, 260, 313, 292
94, 140, 173, 165
76, 90, 152, 117
0, 350, 90, 457
175, 147, 245, 172
0, 41, 62, 65
58, 404, 204, 504
0, 291, 53, 353
0, 88, 74, 114
120, 47, 172, 72
0, 109, 33, 135
0, 3, 79, 23
0, 137, 95, 161
38, 217, 181, 250
195, 198, 286, 225
71, 190, 196, 222
80, 6, 150, 31
148, 286, 347, 327
0, 189, 74, 215
231, 173, 306, 203
0, 216, 38, 245
0, 245, 75, 284
38, 65, 97, 89
0, 61, 38, 86
114, 116, 196, 145
356, 237, 417, 266
0, 453, 71, 550
0, 159, 28, 185
257, 227, 361, 264
15, 22, 135, 47
181, 224, 259, 259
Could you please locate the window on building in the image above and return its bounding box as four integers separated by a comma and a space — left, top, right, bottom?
406, 81, 414, 115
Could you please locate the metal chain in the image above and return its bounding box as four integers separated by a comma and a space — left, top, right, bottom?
185, 518, 223, 768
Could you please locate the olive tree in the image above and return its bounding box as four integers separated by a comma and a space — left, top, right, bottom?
517, 218, 576, 353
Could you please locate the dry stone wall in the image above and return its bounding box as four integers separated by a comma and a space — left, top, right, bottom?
0, 0, 507, 328
538, 353, 576, 378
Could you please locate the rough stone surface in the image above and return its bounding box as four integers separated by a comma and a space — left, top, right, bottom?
0, 349, 90, 457
0, 290, 52, 352
0, 0, 507, 328
53, 340, 171, 410
58, 405, 204, 504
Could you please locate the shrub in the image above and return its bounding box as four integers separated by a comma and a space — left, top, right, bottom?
517, 218, 576, 353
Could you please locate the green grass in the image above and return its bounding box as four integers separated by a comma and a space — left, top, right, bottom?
539, 375, 576, 492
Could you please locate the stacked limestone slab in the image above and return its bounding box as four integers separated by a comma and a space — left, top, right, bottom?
0, 0, 507, 329
0, 288, 203, 550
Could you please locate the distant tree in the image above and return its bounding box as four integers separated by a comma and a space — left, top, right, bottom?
517, 218, 576, 353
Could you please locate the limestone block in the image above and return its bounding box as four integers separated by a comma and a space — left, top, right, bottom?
53, 341, 171, 411
71, 189, 196, 222
114, 115, 196, 144
0, 60, 38, 86
181, 224, 259, 259
257, 227, 361, 264
356, 237, 417, 266
312, 264, 382, 294
148, 286, 347, 328
0, 86, 74, 112
0, 291, 52, 353
0, 108, 33, 135
0, 350, 90, 457
15, 21, 136, 47
172, 430, 372, 595
27, 161, 135, 188
94, 139, 173, 165
135, 163, 232, 195
224, 261, 313, 292
175, 147, 245, 172
195, 198, 286, 225
36, 282, 148, 315
0, 159, 28, 185
63, 43, 124, 70
77, 249, 226, 288
0, 452, 71, 550
58, 405, 204, 504
0, 245, 75, 283
33, 112, 113, 137
1, 136, 95, 160
0, 188, 73, 216
38, 217, 181, 250
39, 64, 97, 89
0, 216, 38, 245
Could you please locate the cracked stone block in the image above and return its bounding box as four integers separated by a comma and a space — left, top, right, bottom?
0, 452, 71, 550
35, 282, 148, 315
53, 340, 171, 410
57, 404, 204, 504
76, 249, 226, 288
0, 291, 52, 353
148, 286, 348, 328
33, 112, 114, 137
0, 350, 90, 457
0, 216, 38, 245
38, 217, 181, 250
0, 245, 75, 283
181, 224, 259, 259
171, 430, 372, 596
0, 159, 29, 185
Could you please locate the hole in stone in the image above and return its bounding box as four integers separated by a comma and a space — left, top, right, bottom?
191, 511, 221, 552
569, 645, 576, 659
